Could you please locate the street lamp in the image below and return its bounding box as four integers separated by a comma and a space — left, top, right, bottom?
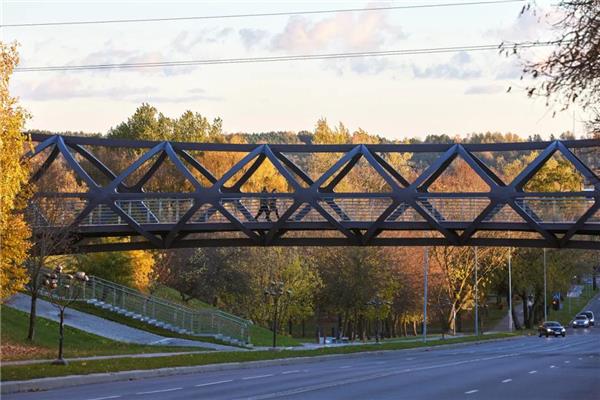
366, 297, 391, 344
264, 280, 291, 349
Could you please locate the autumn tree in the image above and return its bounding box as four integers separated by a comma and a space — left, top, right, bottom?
510, 1, 600, 126
0, 42, 30, 300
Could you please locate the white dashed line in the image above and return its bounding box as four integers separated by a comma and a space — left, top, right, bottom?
282, 370, 300, 375
405, 357, 416, 360
564, 360, 570, 364
339, 365, 352, 369
86, 396, 121, 400
136, 388, 182, 395
243, 374, 274, 380
578, 357, 583, 360
550, 365, 557, 369
528, 370, 537, 374
373, 361, 387, 365
501, 379, 512, 383
465, 389, 479, 394
195, 380, 233, 387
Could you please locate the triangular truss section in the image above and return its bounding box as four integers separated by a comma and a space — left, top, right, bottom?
483, 204, 527, 223
427, 156, 491, 192
188, 204, 228, 223
385, 203, 426, 222
135, 154, 198, 193
321, 157, 393, 193
317, 198, 393, 222
523, 152, 586, 192
223, 153, 295, 193
31, 148, 90, 193
417, 198, 490, 222
288, 203, 327, 222
589, 207, 600, 223
471, 149, 537, 185
516, 197, 595, 223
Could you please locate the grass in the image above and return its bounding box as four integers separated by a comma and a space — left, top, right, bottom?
0, 306, 208, 361
548, 285, 598, 326
152, 285, 301, 347
1, 332, 518, 381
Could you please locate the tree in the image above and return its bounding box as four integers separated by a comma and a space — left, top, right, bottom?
41, 265, 88, 365
77, 249, 154, 291
0, 41, 30, 300
508, 1, 600, 124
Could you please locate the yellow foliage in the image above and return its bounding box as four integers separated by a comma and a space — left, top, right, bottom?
0, 41, 30, 300
127, 250, 155, 291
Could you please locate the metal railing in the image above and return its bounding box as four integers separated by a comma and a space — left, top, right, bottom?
75, 275, 251, 344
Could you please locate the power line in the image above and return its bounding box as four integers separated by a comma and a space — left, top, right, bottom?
1, 0, 525, 27
15, 41, 555, 72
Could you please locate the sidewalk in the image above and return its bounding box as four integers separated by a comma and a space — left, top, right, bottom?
4, 294, 241, 351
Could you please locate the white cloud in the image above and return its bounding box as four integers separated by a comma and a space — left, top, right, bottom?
411, 52, 482, 80
239, 28, 269, 49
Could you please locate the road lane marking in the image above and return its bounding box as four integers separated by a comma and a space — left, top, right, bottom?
465, 389, 479, 394
501, 379, 512, 383
195, 380, 233, 387
87, 396, 121, 400
282, 370, 300, 375
136, 388, 182, 395
405, 357, 415, 360
373, 361, 387, 364
243, 374, 274, 380
550, 365, 557, 368
339, 365, 352, 369
578, 357, 583, 360
564, 360, 570, 364
528, 370, 537, 374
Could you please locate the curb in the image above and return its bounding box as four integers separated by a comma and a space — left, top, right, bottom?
1, 335, 520, 394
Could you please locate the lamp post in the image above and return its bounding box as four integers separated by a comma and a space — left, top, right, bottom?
508, 248, 513, 332
366, 297, 391, 344
423, 247, 429, 343
264, 281, 290, 349
474, 246, 479, 336
543, 248, 547, 322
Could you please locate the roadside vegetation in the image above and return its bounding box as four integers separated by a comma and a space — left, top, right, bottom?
1, 332, 517, 381
0, 306, 207, 361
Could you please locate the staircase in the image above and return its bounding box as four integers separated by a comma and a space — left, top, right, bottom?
78, 275, 252, 346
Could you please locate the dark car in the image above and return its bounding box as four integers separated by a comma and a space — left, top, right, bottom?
572, 314, 590, 329
538, 321, 566, 337
581, 311, 595, 326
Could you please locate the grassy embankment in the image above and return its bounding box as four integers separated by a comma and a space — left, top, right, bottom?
2, 331, 518, 381
153, 285, 301, 347
0, 306, 207, 362
548, 285, 598, 326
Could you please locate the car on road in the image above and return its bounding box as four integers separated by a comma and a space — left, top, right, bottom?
572, 314, 591, 329
581, 311, 595, 326
538, 321, 566, 337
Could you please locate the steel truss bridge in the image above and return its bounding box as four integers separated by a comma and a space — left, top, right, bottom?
27, 134, 600, 253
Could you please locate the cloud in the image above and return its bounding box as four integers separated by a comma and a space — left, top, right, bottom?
239, 28, 269, 49
464, 84, 505, 95
411, 52, 482, 79
271, 12, 406, 53
170, 27, 234, 53
12, 75, 222, 103
268, 10, 406, 75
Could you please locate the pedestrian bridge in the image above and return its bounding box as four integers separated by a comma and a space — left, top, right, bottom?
27, 134, 600, 253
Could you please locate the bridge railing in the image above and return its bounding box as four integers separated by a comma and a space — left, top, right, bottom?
30, 195, 599, 227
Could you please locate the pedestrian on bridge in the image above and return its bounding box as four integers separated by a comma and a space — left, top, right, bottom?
255, 187, 271, 221
269, 189, 280, 220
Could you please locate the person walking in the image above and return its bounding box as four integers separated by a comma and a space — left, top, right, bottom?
255, 187, 271, 221
269, 189, 280, 220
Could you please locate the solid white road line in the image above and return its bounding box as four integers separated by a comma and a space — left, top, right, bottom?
86, 396, 122, 400
195, 380, 233, 387
136, 388, 182, 395
243, 374, 275, 380
281, 370, 300, 375
465, 389, 479, 394
528, 370, 537, 374
501, 379, 512, 383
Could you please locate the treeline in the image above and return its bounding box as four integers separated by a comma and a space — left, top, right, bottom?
27, 104, 598, 338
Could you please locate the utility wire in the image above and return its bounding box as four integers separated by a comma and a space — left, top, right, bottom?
1, 0, 524, 27
15, 41, 555, 72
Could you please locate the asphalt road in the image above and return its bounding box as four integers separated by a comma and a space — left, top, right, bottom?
6, 296, 600, 400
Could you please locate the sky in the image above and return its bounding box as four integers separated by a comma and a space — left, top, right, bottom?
0, 0, 588, 140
